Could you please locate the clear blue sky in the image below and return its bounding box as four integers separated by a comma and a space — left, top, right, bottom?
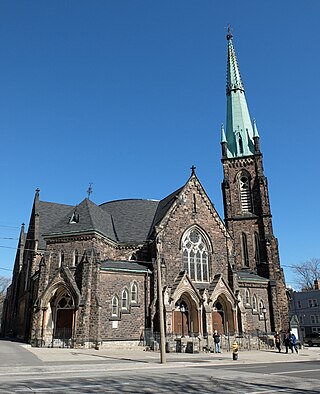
0, 1, 319, 288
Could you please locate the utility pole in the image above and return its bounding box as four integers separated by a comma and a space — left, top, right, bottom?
157, 254, 166, 364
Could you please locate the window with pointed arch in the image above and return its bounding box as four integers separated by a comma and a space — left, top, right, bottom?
254, 233, 261, 265
73, 250, 79, 267
111, 296, 119, 317
259, 300, 264, 317
121, 289, 129, 310
131, 282, 138, 304
238, 174, 252, 212
252, 295, 257, 311
182, 228, 209, 282
59, 251, 64, 268
245, 289, 250, 305
241, 232, 249, 267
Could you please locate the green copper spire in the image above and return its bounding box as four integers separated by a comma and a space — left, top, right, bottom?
225, 29, 255, 158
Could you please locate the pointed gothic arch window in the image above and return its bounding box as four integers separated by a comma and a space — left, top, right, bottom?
254, 233, 261, 265
73, 250, 79, 267
252, 295, 257, 310
238, 174, 252, 212
241, 233, 249, 267
239, 135, 244, 155
259, 300, 264, 317
111, 296, 119, 317
245, 289, 250, 305
182, 228, 209, 282
122, 289, 129, 310
131, 282, 138, 304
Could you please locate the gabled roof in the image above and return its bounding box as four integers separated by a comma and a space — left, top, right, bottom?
100, 260, 152, 274
237, 271, 269, 284
38, 201, 73, 249
149, 186, 184, 236
100, 199, 159, 243
43, 198, 117, 241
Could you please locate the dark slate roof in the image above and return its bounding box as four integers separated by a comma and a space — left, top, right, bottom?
100, 260, 152, 273
38, 201, 73, 249
150, 187, 183, 234
99, 199, 159, 243
237, 271, 269, 284
43, 198, 117, 241
39, 185, 184, 246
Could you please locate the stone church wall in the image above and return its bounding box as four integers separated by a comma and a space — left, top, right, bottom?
99, 271, 146, 341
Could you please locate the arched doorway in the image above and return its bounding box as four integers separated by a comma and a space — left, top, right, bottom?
212, 295, 235, 335
212, 301, 224, 334
54, 291, 75, 343
173, 295, 199, 336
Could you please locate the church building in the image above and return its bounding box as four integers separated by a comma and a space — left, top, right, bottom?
1, 32, 289, 348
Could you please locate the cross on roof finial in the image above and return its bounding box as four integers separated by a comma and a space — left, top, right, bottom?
87, 182, 93, 200
226, 24, 233, 40
191, 165, 196, 175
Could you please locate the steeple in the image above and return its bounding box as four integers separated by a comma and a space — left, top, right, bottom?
225, 29, 255, 158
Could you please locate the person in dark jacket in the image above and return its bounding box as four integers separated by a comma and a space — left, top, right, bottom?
213, 330, 221, 353
274, 331, 281, 353
283, 331, 291, 353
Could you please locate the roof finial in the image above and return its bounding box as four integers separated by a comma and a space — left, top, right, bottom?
191, 165, 196, 175
226, 24, 233, 41
87, 182, 93, 200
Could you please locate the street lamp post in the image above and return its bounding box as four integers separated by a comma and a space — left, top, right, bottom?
157, 255, 166, 364
262, 304, 268, 348
180, 303, 186, 337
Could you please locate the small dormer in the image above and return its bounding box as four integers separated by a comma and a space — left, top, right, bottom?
69, 209, 80, 224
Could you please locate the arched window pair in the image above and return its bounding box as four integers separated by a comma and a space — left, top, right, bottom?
182, 228, 209, 282
111, 282, 138, 318
245, 290, 262, 313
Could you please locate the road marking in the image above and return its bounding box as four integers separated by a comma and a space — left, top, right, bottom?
248, 390, 288, 394
271, 368, 320, 375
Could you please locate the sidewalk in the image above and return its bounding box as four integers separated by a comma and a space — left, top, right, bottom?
22, 344, 320, 367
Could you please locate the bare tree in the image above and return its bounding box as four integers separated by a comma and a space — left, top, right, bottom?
292, 258, 320, 290
0, 276, 11, 324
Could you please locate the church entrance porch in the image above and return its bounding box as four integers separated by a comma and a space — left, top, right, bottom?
52, 291, 75, 347
172, 296, 199, 337
33, 288, 76, 348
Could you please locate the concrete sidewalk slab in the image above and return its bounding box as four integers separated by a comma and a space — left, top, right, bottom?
22, 343, 320, 366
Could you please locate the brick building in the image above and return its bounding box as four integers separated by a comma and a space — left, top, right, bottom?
1, 32, 289, 348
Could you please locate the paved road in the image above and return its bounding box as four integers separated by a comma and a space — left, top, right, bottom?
0, 340, 319, 393
1, 362, 320, 393
0, 341, 43, 367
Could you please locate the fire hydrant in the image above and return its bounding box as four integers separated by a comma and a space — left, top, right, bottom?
232, 340, 239, 360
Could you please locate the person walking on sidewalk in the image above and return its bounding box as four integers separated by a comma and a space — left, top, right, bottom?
290, 332, 299, 354
274, 331, 281, 353
213, 330, 221, 353
283, 331, 291, 353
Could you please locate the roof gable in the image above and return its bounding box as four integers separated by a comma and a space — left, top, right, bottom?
43, 198, 117, 241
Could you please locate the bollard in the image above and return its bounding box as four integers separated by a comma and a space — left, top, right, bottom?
232, 340, 239, 360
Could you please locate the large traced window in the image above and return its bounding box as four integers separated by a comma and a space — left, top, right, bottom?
182, 228, 209, 282
239, 175, 252, 212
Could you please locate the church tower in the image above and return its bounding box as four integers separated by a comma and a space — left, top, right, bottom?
221, 29, 289, 332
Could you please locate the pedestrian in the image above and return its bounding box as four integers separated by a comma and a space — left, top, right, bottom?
274, 331, 281, 353
283, 331, 291, 354
213, 330, 221, 353
290, 332, 299, 354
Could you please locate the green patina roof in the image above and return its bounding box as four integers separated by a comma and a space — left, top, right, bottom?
224, 30, 256, 158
